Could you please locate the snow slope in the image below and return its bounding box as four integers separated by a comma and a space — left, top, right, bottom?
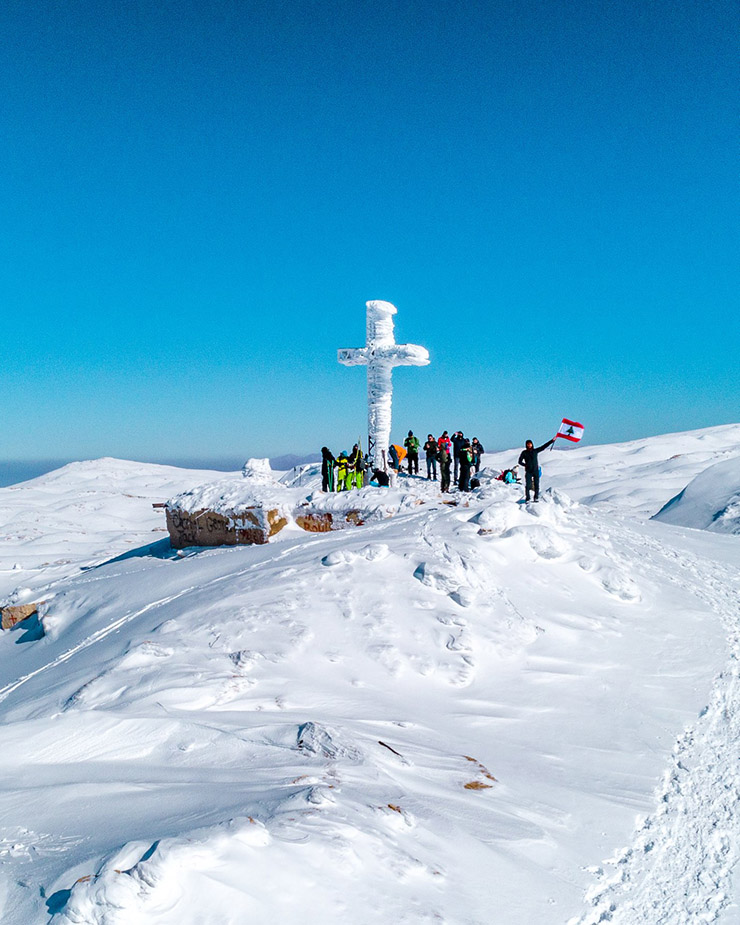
0, 426, 737, 924
0, 458, 232, 602
652, 454, 740, 535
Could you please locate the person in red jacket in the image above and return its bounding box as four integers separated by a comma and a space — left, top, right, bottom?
437, 431, 452, 456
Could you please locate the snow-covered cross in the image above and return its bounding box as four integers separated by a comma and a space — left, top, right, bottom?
338, 300, 429, 470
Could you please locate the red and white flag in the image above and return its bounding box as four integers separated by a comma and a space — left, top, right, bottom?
557, 418, 584, 442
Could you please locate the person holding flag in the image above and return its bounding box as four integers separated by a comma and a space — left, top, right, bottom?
518, 436, 556, 502
517, 419, 584, 502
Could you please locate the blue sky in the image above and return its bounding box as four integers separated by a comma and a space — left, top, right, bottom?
2, 0, 737, 465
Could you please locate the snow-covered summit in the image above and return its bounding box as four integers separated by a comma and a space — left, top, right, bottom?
0, 426, 738, 924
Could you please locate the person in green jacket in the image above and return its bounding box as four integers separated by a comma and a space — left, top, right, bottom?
336, 452, 349, 491
404, 430, 420, 475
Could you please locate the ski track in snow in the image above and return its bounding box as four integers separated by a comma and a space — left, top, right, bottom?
571, 517, 740, 925
0, 591, 197, 705
0, 542, 301, 706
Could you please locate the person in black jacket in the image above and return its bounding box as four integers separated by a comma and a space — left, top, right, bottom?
518, 437, 555, 502
372, 468, 390, 487
349, 444, 364, 488
321, 447, 336, 492
471, 437, 484, 473
438, 444, 452, 493
423, 434, 438, 481
458, 440, 473, 492
451, 431, 465, 483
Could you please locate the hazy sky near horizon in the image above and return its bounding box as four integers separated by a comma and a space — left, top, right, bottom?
3, 0, 738, 462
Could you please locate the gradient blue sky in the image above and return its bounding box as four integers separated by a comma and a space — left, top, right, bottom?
2, 0, 738, 464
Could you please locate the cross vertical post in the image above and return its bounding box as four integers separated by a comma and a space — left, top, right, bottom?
339, 301, 430, 470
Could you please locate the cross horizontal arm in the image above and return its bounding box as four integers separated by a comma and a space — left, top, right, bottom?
337, 348, 369, 366
377, 343, 430, 367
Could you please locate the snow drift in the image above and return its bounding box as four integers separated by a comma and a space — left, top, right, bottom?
652, 453, 740, 534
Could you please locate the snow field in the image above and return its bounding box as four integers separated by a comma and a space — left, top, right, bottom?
0, 458, 232, 604
0, 425, 738, 923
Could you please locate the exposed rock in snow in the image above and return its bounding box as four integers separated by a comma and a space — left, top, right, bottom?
1, 601, 45, 631
165, 504, 289, 548
164, 476, 439, 547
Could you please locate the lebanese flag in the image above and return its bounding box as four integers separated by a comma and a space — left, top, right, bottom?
557, 418, 584, 442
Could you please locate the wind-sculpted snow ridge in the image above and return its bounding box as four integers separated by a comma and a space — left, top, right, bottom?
570, 528, 740, 925
652, 454, 740, 535
0, 438, 737, 923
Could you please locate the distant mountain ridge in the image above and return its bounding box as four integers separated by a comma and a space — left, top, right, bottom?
269, 452, 321, 470
0, 453, 322, 488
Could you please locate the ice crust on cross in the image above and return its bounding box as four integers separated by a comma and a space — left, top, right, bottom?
338, 300, 429, 469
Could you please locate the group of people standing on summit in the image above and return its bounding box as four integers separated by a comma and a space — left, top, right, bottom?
321, 429, 486, 494
397, 430, 485, 493
320, 444, 365, 492
320, 432, 557, 501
